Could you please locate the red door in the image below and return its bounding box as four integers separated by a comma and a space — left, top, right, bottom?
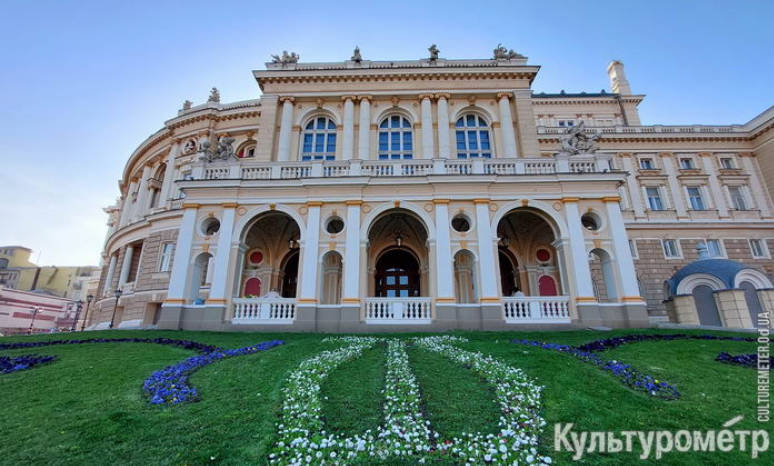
538, 276, 557, 296
244, 278, 261, 297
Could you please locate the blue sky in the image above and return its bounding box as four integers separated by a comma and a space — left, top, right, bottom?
0, 0, 771, 265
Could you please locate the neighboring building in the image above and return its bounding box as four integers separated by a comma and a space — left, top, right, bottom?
88, 47, 774, 332
0, 246, 99, 299
0, 287, 77, 335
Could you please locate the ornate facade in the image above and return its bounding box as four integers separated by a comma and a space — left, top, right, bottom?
89, 49, 774, 331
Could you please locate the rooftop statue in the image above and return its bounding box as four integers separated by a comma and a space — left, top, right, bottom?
207, 87, 220, 103
199, 136, 236, 162
428, 44, 439, 61
351, 46, 362, 63
271, 50, 300, 65
182, 100, 192, 110
493, 43, 525, 60
558, 121, 601, 155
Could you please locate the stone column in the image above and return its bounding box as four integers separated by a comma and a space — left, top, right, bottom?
159, 139, 180, 204
434, 200, 454, 300
419, 95, 435, 158
739, 153, 773, 217
436, 93, 451, 158
357, 96, 371, 159
119, 180, 137, 227
620, 154, 645, 217
699, 152, 729, 217
208, 204, 236, 303
341, 96, 355, 160
118, 245, 134, 286
474, 200, 498, 299
133, 165, 152, 219
276, 97, 295, 162
604, 196, 644, 301
562, 198, 595, 301
659, 153, 687, 218
497, 93, 518, 158
104, 254, 117, 293
166, 205, 198, 301
512, 89, 537, 157
299, 202, 321, 301
342, 201, 361, 302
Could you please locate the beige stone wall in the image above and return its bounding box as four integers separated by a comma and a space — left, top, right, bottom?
135, 229, 178, 292
713, 289, 752, 328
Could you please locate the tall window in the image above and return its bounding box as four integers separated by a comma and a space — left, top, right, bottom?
728, 186, 748, 210
301, 116, 336, 161
720, 157, 735, 169
703, 239, 723, 258
646, 187, 664, 210
687, 187, 706, 210
378, 115, 413, 160
639, 158, 655, 170
455, 114, 492, 158
159, 243, 174, 272
662, 239, 680, 258
679, 158, 695, 169
750, 239, 767, 258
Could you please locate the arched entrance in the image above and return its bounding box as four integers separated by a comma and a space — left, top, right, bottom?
496, 208, 561, 297
239, 211, 301, 298
367, 209, 429, 297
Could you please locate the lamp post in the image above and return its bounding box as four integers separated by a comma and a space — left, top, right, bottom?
28, 306, 40, 335
80, 294, 94, 331
109, 289, 122, 329
70, 300, 83, 332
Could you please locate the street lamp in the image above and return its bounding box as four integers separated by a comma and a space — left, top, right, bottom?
70, 300, 83, 332
80, 294, 94, 331
28, 306, 40, 335
109, 289, 122, 329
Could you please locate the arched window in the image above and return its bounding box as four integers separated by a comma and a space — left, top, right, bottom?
301, 116, 336, 161
455, 113, 492, 158
378, 115, 413, 160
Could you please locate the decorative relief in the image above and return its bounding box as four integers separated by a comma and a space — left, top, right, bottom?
553, 202, 562, 212
362, 204, 372, 213
558, 121, 601, 156
423, 203, 433, 212
237, 207, 247, 216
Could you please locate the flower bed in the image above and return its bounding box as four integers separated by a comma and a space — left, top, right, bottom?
270, 336, 551, 465
1, 354, 57, 374
513, 339, 680, 400
715, 352, 773, 370
0, 337, 220, 354
575, 333, 755, 352
143, 340, 284, 405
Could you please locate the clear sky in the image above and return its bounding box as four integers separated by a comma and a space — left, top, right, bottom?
0, 0, 771, 266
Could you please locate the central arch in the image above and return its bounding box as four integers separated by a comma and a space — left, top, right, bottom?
238, 211, 301, 298
367, 208, 430, 297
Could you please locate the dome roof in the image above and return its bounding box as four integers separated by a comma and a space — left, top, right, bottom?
666, 258, 752, 296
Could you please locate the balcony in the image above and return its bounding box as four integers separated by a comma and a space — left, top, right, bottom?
196, 156, 612, 182
502, 296, 571, 323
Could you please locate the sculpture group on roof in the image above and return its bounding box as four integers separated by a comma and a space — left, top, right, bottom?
558, 121, 601, 155
207, 87, 220, 103
493, 43, 524, 60
271, 51, 300, 65
199, 136, 235, 162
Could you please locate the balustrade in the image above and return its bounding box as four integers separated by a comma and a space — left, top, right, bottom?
232, 297, 296, 323
502, 296, 570, 323
364, 297, 432, 323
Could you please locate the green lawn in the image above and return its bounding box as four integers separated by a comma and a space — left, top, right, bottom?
0, 329, 770, 465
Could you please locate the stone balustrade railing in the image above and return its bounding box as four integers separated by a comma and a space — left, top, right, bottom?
232, 297, 296, 323
364, 297, 432, 323
502, 296, 571, 323
198, 156, 610, 182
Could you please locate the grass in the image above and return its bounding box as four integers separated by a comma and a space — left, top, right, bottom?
0, 328, 770, 465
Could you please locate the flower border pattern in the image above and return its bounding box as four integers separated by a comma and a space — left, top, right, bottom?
1, 354, 57, 374
715, 352, 773, 370
575, 333, 755, 352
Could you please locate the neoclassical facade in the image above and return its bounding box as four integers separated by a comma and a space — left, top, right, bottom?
89, 48, 774, 331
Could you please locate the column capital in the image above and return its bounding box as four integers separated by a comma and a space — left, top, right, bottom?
341, 95, 357, 102
182, 203, 201, 209
560, 197, 580, 203
357, 95, 372, 102
658, 152, 674, 158
434, 92, 451, 100
698, 152, 713, 158
472, 198, 490, 205
618, 152, 633, 158
601, 196, 621, 203
418, 93, 434, 101
432, 199, 451, 204
221, 202, 239, 208
496, 92, 512, 100
306, 201, 324, 207
737, 152, 755, 158
345, 200, 363, 206
278, 96, 296, 103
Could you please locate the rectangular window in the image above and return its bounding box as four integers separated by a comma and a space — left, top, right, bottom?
662, 239, 680, 258
629, 239, 638, 259
679, 158, 694, 169
687, 187, 705, 210
728, 186, 748, 210
640, 158, 655, 170
646, 187, 664, 210
705, 239, 723, 258
159, 243, 174, 272
750, 239, 767, 258
720, 157, 735, 169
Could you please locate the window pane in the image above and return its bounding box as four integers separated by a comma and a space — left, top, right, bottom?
316, 117, 325, 129
303, 134, 313, 152
402, 117, 410, 128
455, 117, 464, 128
466, 114, 475, 126
399, 276, 408, 285
391, 132, 400, 150
399, 289, 408, 297
379, 132, 388, 151
380, 120, 388, 128
403, 132, 412, 149
328, 120, 335, 130
467, 131, 478, 150
326, 134, 336, 152
379, 154, 388, 160
457, 153, 467, 159
306, 121, 314, 130
315, 134, 324, 152
456, 131, 465, 150
480, 131, 490, 149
